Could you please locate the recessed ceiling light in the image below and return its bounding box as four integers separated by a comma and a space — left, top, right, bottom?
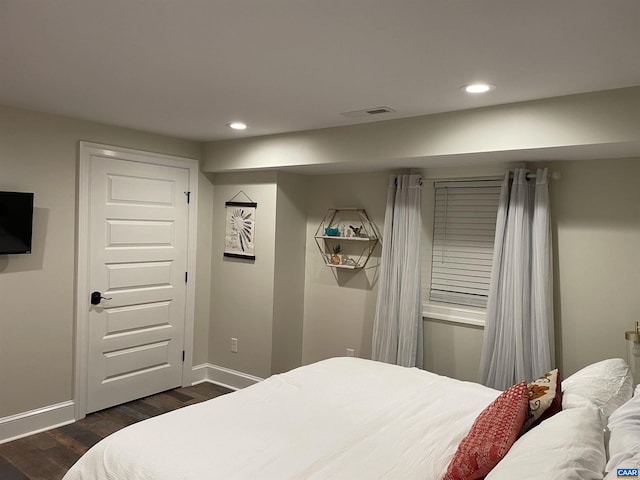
462, 83, 496, 94
227, 122, 248, 130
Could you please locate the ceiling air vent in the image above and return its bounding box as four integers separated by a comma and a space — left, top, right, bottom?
340, 106, 395, 118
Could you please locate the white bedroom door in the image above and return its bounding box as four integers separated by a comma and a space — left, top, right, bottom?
86, 154, 190, 413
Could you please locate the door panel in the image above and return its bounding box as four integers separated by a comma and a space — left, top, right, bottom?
107, 174, 176, 205
107, 220, 175, 246
87, 156, 189, 413
106, 262, 173, 289
103, 341, 171, 382
105, 302, 171, 334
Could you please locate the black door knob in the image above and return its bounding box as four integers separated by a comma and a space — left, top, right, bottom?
90, 291, 112, 305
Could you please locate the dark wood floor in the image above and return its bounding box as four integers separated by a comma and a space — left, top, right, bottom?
0, 383, 232, 480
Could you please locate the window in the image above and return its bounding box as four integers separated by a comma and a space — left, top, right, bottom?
429, 179, 502, 309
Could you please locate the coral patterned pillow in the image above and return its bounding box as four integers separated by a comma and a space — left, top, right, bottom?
523, 369, 562, 431
443, 381, 529, 480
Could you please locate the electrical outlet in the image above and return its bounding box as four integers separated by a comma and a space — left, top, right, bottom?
231, 337, 238, 353
346, 348, 355, 357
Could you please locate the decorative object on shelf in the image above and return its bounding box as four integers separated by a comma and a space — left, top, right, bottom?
330, 244, 342, 265
314, 208, 379, 270
349, 225, 363, 237
224, 191, 257, 260
341, 255, 357, 267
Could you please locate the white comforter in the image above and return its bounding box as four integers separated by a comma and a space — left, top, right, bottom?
64, 357, 500, 480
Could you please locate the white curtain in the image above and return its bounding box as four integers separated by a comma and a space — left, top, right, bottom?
371, 174, 423, 368
479, 168, 554, 390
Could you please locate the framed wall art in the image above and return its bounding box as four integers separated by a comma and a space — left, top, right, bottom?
224, 201, 257, 260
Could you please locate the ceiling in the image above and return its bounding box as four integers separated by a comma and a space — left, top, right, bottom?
1, 1, 639, 142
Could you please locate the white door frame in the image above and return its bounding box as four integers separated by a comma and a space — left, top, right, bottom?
75, 141, 199, 420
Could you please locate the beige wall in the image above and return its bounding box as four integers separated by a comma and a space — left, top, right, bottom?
271, 173, 308, 374
206, 157, 640, 383
423, 320, 485, 382
301, 172, 388, 363
207, 171, 309, 378
201, 87, 640, 382
4, 88, 640, 427
193, 174, 214, 366
0, 105, 203, 418
203, 87, 640, 173
205, 170, 392, 371
420, 157, 640, 381
208, 172, 278, 379
534, 157, 640, 376
205, 158, 640, 384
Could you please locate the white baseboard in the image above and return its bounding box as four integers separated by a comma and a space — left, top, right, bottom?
0, 401, 75, 445
191, 362, 210, 385
0, 366, 259, 445
192, 363, 263, 390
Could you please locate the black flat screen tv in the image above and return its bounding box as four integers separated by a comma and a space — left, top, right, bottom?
0, 191, 34, 255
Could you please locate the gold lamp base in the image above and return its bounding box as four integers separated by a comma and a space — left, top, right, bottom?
626, 331, 640, 342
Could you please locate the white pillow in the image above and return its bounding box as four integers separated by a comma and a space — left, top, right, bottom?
486, 406, 606, 480
562, 358, 633, 419
604, 453, 640, 480
606, 386, 640, 470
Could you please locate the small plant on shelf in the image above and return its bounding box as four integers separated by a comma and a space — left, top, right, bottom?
330, 244, 342, 265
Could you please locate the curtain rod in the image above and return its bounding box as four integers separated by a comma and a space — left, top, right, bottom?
511, 171, 562, 180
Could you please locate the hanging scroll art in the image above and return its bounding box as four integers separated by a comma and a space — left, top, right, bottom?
224, 201, 257, 260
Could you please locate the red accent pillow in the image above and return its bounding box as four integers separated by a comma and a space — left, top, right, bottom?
442, 381, 529, 480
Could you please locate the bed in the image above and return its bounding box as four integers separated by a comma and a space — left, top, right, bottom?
63, 356, 637, 480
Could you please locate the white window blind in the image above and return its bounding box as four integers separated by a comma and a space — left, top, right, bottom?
430, 179, 502, 308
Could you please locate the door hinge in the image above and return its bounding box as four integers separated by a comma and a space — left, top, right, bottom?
182, 351, 185, 362
185, 271, 188, 283
184, 191, 191, 204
